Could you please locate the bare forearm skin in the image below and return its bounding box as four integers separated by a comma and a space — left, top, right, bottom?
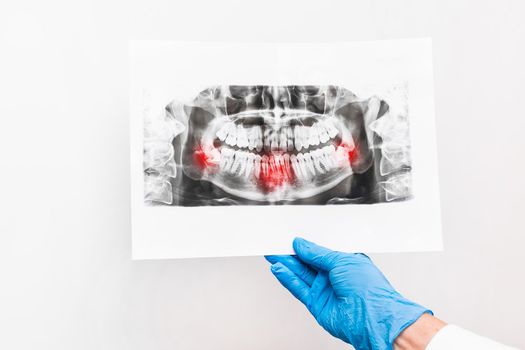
394, 314, 447, 350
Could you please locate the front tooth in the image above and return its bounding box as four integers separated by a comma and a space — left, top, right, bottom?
274, 154, 284, 175
225, 123, 237, 146
254, 154, 261, 179
237, 125, 249, 148
318, 121, 330, 143
294, 126, 303, 151
216, 123, 229, 141
270, 131, 279, 152
325, 119, 339, 138
279, 130, 288, 151
297, 153, 311, 180
244, 153, 255, 177
303, 152, 317, 176
261, 155, 269, 177
254, 126, 263, 152
283, 153, 293, 179
264, 128, 272, 152
269, 155, 277, 174
247, 127, 255, 150
290, 154, 303, 181
286, 127, 294, 152
308, 124, 320, 146
312, 149, 326, 173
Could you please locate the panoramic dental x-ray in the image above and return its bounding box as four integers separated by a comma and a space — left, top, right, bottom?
143, 85, 412, 206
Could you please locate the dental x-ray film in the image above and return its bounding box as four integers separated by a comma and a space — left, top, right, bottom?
130, 39, 442, 259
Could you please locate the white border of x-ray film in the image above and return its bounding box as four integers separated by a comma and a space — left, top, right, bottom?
129, 38, 442, 259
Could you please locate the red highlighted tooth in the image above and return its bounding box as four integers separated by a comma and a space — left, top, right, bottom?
258, 152, 295, 193
194, 144, 219, 172
338, 142, 360, 164
348, 145, 359, 163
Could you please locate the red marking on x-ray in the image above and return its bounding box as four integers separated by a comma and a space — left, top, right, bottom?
194, 144, 217, 171
339, 142, 360, 164
259, 153, 295, 193
348, 145, 359, 163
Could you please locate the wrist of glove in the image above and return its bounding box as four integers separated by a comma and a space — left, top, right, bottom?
266, 238, 431, 350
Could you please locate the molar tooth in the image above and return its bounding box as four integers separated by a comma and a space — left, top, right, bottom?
245, 153, 255, 178
318, 121, 330, 143
216, 123, 229, 141
326, 144, 336, 156
312, 149, 326, 173
220, 148, 234, 171
237, 151, 247, 175
297, 153, 311, 180
319, 154, 330, 171
329, 145, 338, 168
303, 152, 317, 176
335, 146, 351, 168
325, 119, 339, 138
254, 126, 263, 152
261, 155, 269, 177
308, 124, 320, 146
225, 123, 237, 146
322, 145, 336, 169
230, 151, 242, 175
254, 155, 261, 179
208, 148, 221, 166
219, 150, 227, 170
237, 125, 249, 148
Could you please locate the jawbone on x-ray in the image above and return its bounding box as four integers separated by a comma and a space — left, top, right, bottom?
144, 85, 412, 206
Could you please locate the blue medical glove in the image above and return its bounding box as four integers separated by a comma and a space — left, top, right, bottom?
266, 238, 431, 350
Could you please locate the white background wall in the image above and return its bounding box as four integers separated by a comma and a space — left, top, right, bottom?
1, 0, 524, 349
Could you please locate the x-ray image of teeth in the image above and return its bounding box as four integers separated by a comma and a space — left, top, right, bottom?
143, 85, 413, 206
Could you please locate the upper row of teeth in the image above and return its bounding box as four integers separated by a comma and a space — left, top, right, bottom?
219, 145, 351, 181
215, 120, 339, 152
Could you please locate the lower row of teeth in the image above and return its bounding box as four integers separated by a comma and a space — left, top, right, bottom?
214, 145, 351, 182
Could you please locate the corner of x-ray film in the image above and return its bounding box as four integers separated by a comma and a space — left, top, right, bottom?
143, 84, 413, 206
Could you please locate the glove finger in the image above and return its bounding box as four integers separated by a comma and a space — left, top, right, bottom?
270, 262, 310, 306
265, 255, 316, 286
308, 271, 331, 315
264, 255, 282, 264
293, 237, 342, 271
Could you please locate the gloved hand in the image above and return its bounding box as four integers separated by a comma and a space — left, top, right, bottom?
265, 238, 431, 350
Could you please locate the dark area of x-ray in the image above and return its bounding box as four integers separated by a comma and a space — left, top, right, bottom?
143, 85, 413, 206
